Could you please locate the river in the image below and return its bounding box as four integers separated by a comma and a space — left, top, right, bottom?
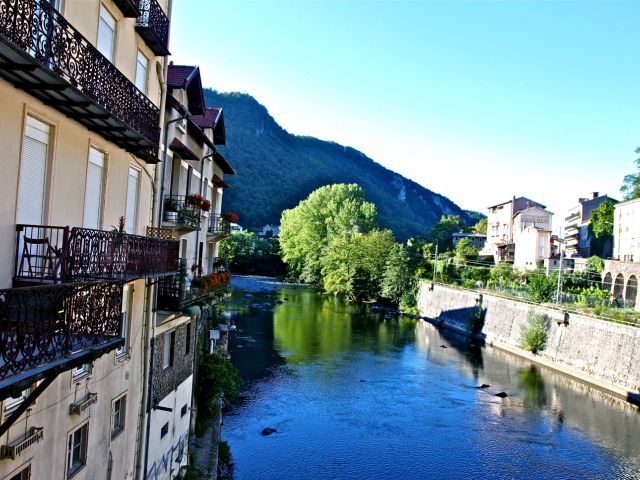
221, 276, 640, 479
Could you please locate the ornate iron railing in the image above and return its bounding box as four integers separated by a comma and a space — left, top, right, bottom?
15, 224, 179, 284
210, 258, 229, 274
208, 215, 230, 236
157, 259, 212, 311
0, 281, 123, 381
135, 0, 170, 55
163, 196, 201, 230
0, 0, 160, 148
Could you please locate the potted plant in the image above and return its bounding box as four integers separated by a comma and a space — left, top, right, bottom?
164, 198, 178, 223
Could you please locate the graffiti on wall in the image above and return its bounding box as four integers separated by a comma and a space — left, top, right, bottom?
146, 431, 189, 480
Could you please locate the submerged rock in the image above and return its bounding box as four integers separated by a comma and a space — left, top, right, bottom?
440, 345, 448, 349
261, 428, 277, 436
476, 384, 490, 389
495, 392, 509, 398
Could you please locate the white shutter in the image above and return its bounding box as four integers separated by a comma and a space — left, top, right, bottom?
97, 6, 116, 62
17, 116, 50, 225
83, 148, 104, 229
135, 50, 148, 93
125, 167, 139, 233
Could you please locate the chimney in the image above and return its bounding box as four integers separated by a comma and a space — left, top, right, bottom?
592, 192, 599, 199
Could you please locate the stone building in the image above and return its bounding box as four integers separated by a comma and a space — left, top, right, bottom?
603, 197, 640, 310
0, 1, 178, 480
145, 63, 233, 480
564, 192, 617, 258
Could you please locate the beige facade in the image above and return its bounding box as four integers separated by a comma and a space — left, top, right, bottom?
0, 1, 174, 479
613, 197, 640, 262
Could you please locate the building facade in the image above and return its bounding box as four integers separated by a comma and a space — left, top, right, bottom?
0, 1, 179, 480
564, 192, 616, 258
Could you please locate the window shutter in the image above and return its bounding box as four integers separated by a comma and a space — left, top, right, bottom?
125, 167, 139, 233
17, 117, 50, 225
83, 148, 104, 229
97, 6, 115, 62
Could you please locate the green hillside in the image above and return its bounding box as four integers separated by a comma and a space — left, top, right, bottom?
204, 89, 475, 240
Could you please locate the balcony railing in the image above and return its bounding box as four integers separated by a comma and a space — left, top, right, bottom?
163, 196, 201, 231
14, 224, 179, 284
210, 258, 229, 274
0, 0, 160, 162
157, 259, 229, 311
136, 0, 170, 56
0, 281, 123, 389
208, 215, 230, 237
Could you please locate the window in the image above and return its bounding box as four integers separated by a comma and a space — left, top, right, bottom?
67, 423, 88, 478
160, 422, 169, 439
8, 465, 30, 480
180, 404, 188, 418
125, 167, 139, 234
135, 50, 148, 94
72, 363, 91, 381
162, 331, 175, 369
116, 285, 132, 358
83, 148, 105, 229
111, 395, 126, 439
185, 323, 191, 355
17, 116, 50, 225
97, 5, 116, 62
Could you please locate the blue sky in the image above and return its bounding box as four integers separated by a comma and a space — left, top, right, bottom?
171, 0, 639, 227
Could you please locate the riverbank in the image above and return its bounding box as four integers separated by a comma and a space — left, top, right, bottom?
417, 282, 640, 404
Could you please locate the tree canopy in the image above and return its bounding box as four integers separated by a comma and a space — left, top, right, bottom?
279, 184, 377, 284
427, 215, 466, 251
621, 147, 640, 200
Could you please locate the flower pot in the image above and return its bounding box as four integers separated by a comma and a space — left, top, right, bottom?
164, 211, 178, 223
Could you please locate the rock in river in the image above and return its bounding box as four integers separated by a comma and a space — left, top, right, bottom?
495, 392, 509, 398
262, 428, 277, 436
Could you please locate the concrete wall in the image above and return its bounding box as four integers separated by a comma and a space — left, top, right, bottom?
417, 283, 640, 396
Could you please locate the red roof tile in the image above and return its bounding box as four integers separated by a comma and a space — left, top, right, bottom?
191, 108, 221, 129
167, 65, 198, 88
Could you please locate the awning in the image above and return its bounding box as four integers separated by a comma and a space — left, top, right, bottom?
169, 138, 199, 161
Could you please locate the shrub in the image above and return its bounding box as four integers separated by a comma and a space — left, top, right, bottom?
521, 312, 550, 354
196, 353, 242, 419
528, 273, 556, 303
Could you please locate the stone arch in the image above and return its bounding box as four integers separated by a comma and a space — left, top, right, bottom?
625, 275, 638, 309
603, 272, 613, 292
613, 273, 625, 300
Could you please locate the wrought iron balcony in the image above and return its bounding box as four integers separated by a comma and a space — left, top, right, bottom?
157, 259, 229, 311
136, 0, 170, 56
14, 224, 179, 285
208, 214, 231, 237
113, 0, 140, 17
0, 281, 124, 396
163, 196, 202, 231
0, 0, 160, 163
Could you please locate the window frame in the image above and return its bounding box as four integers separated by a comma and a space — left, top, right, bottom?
162, 330, 175, 369
66, 422, 89, 479
71, 363, 92, 382
97, 4, 117, 62
135, 49, 149, 94
82, 146, 106, 230
116, 284, 132, 358
111, 394, 127, 440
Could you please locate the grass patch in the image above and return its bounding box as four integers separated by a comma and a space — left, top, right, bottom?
521, 312, 550, 354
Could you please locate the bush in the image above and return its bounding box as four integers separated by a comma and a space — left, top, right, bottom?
196, 353, 242, 419
521, 313, 550, 354
528, 273, 556, 303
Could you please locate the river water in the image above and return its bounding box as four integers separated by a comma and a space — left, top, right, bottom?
221, 276, 640, 479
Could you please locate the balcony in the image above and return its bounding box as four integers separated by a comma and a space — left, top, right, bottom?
113, 0, 140, 17
0, 281, 124, 397
210, 257, 229, 274
14, 224, 179, 285
136, 0, 170, 56
207, 214, 231, 237
157, 259, 230, 312
0, 0, 160, 163
163, 196, 202, 231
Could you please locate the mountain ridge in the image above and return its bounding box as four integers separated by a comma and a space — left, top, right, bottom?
204, 89, 476, 240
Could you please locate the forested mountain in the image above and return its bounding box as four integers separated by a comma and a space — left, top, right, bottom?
204, 89, 476, 240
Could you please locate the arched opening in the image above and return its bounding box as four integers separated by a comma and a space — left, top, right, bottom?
613, 273, 625, 305
603, 272, 613, 292
625, 275, 638, 309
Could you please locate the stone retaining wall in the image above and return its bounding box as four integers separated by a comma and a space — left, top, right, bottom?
417, 282, 640, 396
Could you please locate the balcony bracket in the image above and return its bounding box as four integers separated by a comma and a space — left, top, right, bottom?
0, 374, 56, 438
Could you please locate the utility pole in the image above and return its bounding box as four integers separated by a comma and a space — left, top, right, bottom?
556, 245, 565, 305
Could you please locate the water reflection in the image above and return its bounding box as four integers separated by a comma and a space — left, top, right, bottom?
225, 277, 640, 480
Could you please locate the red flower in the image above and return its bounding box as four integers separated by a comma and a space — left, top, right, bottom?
224, 211, 239, 223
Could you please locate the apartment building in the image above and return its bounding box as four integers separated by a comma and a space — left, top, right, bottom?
480, 196, 551, 270
145, 63, 233, 480
603, 197, 640, 310
564, 192, 617, 258
0, 2, 178, 480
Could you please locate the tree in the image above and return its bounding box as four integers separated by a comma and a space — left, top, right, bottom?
590, 200, 615, 257
380, 243, 414, 304
454, 238, 479, 265
621, 147, 640, 200
427, 215, 465, 251
321, 229, 395, 301
280, 184, 377, 283
472, 217, 487, 235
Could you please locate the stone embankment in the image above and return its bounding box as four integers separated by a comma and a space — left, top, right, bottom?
417, 282, 640, 403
